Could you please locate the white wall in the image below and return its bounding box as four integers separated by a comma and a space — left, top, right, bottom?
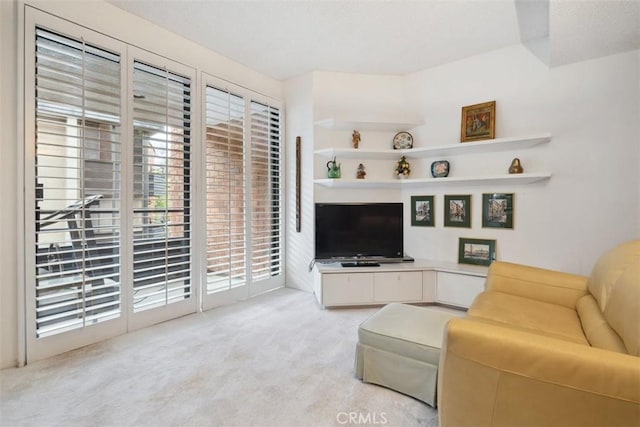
1, 0, 283, 369
404, 46, 640, 274
284, 74, 315, 291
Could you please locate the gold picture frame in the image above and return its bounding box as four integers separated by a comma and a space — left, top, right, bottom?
461, 101, 496, 142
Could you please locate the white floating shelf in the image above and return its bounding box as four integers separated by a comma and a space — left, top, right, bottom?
314, 147, 396, 160
314, 118, 425, 132
314, 134, 551, 159
314, 172, 551, 188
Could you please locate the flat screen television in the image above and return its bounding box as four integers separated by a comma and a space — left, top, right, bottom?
315, 202, 403, 261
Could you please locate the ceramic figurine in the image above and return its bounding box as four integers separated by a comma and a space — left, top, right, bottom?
509, 158, 523, 174
394, 156, 410, 179
352, 130, 361, 149
356, 163, 366, 179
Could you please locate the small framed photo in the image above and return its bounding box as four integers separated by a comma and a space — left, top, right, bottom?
461, 100, 496, 142
458, 238, 496, 266
411, 195, 434, 227
482, 193, 514, 229
444, 195, 471, 228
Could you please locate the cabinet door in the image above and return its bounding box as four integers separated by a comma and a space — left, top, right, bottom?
323, 273, 374, 306
436, 272, 486, 308
422, 270, 436, 302
374, 271, 423, 303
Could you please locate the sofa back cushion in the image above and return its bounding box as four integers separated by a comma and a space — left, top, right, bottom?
603, 265, 639, 356
576, 294, 627, 353
587, 240, 640, 356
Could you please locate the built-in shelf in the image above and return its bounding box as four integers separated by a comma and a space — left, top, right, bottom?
314, 118, 425, 132
314, 172, 552, 188
314, 118, 552, 189
314, 134, 551, 159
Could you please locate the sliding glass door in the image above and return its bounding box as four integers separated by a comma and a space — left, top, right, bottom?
24, 8, 283, 362
128, 49, 197, 330
25, 11, 197, 360
25, 12, 128, 361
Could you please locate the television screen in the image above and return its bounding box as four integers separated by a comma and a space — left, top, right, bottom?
315, 203, 403, 260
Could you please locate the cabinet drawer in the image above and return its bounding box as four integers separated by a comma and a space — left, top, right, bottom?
323, 273, 374, 306
374, 271, 423, 302
436, 272, 485, 308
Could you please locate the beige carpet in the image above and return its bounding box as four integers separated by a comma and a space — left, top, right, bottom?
1, 288, 438, 426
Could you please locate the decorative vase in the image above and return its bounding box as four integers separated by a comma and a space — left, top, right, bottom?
508, 158, 523, 174
326, 157, 341, 178
431, 160, 450, 178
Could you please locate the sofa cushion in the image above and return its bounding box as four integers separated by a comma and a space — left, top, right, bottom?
587, 240, 640, 311
576, 294, 627, 353
468, 291, 589, 345
486, 261, 588, 309
603, 264, 640, 356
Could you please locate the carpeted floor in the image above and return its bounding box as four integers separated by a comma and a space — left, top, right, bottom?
0, 287, 438, 427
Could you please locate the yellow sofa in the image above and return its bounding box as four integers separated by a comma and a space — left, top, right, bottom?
438, 240, 640, 427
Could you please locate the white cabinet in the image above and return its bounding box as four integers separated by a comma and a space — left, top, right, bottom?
313, 260, 487, 309
435, 272, 486, 308
422, 270, 436, 302
374, 271, 423, 302
322, 272, 374, 306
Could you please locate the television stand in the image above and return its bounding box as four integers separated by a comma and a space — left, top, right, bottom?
313, 259, 489, 309
341, 261, 380, 267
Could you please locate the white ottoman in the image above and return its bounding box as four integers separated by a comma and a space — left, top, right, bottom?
354, 303, 463, 406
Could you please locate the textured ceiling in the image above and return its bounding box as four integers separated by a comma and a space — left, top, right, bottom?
108, 0, 640, 81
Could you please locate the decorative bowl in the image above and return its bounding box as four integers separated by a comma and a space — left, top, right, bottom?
431, 160, 450, 178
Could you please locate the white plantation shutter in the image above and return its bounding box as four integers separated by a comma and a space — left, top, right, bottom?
250, 102, 282, 282
202, 80, 283, 303
204, 86, 246, 293
132, 61, 192, 311
33, 28, 122, 337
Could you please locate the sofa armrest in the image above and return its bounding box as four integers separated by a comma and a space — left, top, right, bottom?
485, 261, 588, 308
438, 318, 640, 427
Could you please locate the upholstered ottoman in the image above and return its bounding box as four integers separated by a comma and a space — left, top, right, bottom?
354, 303, 462, 406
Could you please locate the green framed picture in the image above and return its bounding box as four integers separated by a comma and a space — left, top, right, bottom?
444, 194, 471, 228
411, 195, 434, 227
482, 193, 514, 229
458, 238, 496, 266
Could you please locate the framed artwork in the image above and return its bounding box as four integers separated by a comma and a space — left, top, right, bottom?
461, 100, 496, 142
411, 195, 434, 227
482, 193, 513, 229
444, 195, 471, 228
295, 136, 301, 232
458, 238, 496, 266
